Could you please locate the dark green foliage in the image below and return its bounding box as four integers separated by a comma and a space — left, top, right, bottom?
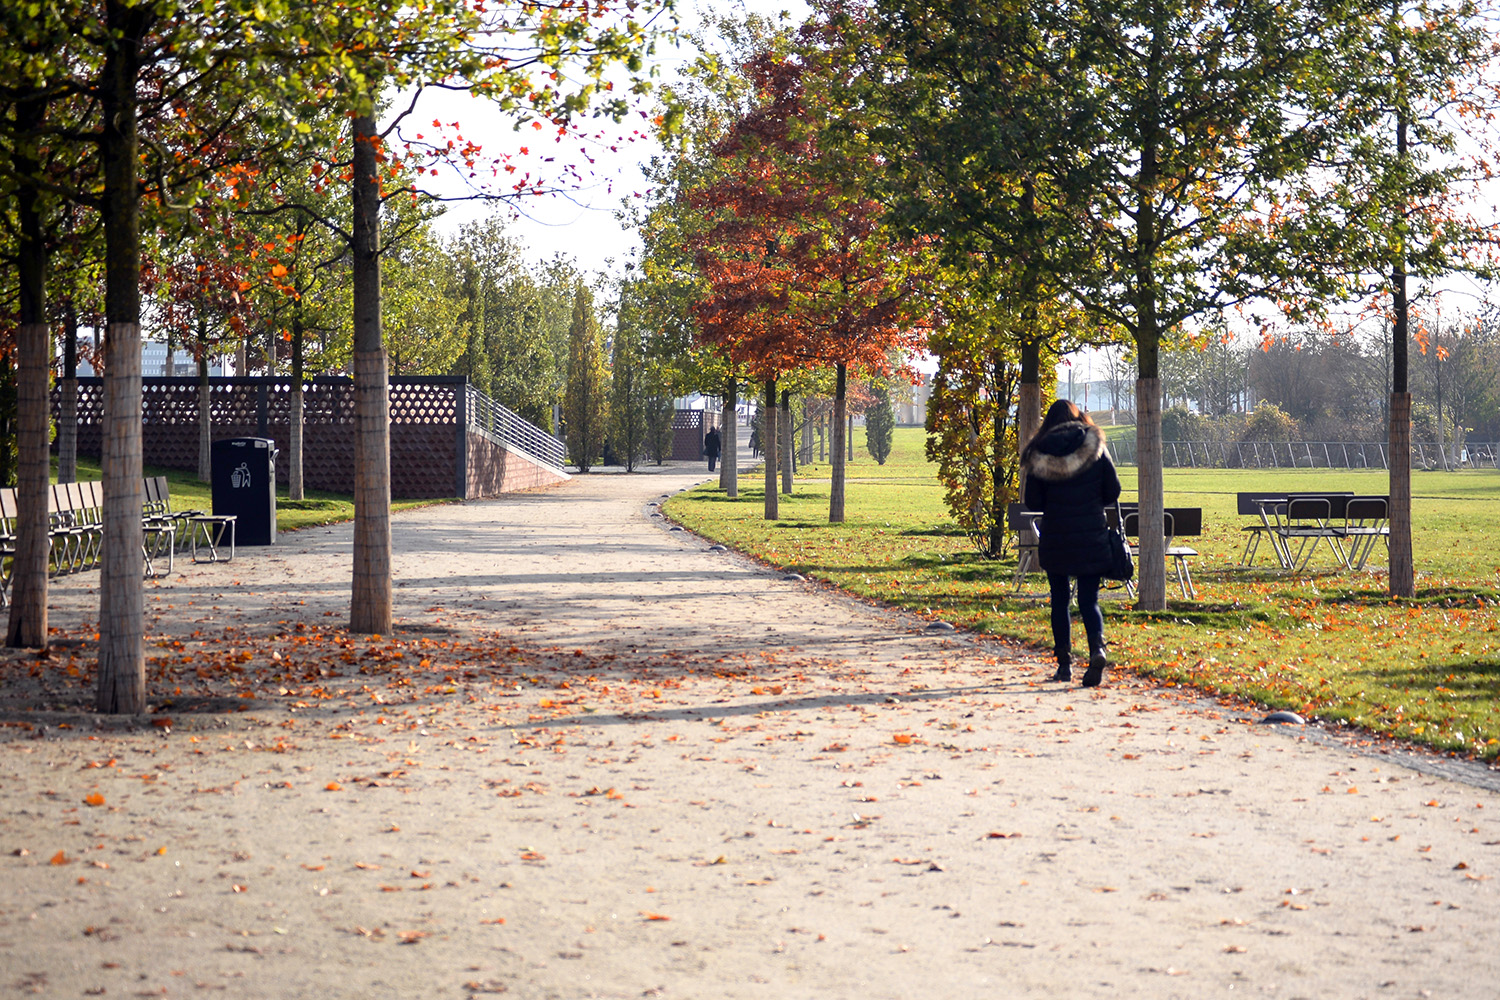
865, 383, 894, 465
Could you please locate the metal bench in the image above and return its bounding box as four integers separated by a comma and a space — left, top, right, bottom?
1116, 506, 1202, 599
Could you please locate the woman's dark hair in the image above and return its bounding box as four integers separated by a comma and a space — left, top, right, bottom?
1038, 398, 1095, 434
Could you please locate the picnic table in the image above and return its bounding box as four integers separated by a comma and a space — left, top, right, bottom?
1236, 491, 1389, 572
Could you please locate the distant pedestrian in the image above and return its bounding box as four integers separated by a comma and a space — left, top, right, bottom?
704, 426, 722, 472
748, 416, 761, 459
1022, 399, 1122, 688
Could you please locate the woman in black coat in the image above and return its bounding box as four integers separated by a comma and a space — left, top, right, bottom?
1022, 400, 1122, 687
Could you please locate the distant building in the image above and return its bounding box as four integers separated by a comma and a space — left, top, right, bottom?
67, 336, 233, 377
895, 381, 930, 426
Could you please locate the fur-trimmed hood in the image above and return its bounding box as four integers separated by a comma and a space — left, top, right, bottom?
1022, 420, 1107, 482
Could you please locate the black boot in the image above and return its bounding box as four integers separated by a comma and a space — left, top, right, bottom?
1050, 651, 1072, 683
1082, 642, 1108, 688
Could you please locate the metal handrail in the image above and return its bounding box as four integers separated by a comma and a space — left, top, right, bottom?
465, 385, 566, 469
1108, 439, 1497, 470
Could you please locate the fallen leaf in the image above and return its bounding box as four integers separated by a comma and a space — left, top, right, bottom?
641, 911, 670, 921
83, 793, 105, 807
50, 850, 70, 866
892, 734, 914, 745
326, 782, 342, 792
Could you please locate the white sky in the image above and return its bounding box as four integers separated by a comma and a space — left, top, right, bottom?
413, 1, 810, 279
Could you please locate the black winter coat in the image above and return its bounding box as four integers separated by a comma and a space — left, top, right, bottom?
1021, 420, 1122, 577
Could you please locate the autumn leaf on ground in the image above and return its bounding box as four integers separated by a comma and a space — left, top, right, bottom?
519, 851, 545, 862
325, 782, 342, 791
479, 918, 506, 925
640, 911, 670, 921
398, 931, 429, 944
50, 850, 70, 866
83, 793, 105, 807
892, 734, 914, 745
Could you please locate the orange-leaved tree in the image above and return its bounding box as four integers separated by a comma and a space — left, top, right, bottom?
690, 50, 929, 523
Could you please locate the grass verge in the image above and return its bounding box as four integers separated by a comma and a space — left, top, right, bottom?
669, 427, 1500, 759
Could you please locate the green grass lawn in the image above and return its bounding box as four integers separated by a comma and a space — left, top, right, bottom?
61, 457, 451, 533
672, 426, 1500, 759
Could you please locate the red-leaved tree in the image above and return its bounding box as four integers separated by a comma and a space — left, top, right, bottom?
691, 51, 928, 522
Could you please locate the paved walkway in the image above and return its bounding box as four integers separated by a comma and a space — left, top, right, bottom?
2, 461, 1497, 999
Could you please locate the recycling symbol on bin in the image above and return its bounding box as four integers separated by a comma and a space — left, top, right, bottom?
230, 462, 251, 489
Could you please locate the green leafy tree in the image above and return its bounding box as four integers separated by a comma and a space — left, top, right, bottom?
864, 381, 893, 465
1304, 0, 1498, 594
609, 284, 651, 471
563, 286, 609, 471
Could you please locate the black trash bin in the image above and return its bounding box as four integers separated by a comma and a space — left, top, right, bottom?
212, 437, 278, 546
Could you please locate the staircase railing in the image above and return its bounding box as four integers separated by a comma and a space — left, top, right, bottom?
465, 385, 566, 469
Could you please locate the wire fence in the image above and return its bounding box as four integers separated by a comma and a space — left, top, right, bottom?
1108, 438, 1499, 470
465, 385, 566, 469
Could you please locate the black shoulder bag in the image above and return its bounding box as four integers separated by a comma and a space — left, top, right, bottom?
1103, 501, 1135, 582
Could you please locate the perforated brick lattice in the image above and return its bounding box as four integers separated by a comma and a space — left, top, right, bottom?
55, 376, 475, 499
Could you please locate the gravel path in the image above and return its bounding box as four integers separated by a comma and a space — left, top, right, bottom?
2, 462, 1496, 999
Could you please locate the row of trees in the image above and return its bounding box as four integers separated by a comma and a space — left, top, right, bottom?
1150, 317, 1500, 447
639, 0, 1498, 606
0, 0, 669, 712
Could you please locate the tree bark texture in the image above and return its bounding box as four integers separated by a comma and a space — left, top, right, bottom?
1134, 377, 1167, 611
8, 322, 49, 647
721, 378, 738, 498
780, 390, 793, 495
58, 306, 78, 484
830, 363, 847, 523
97, 323, 145, 712
8, 93, 49, 648
290, 383, 305, 500
96, 0, 148, 713
197, 353, 212, 482
1016, 371, 1043, 562
350, 112, 393, 634
1388, 391, 1414, 597
763, 378, 778, 520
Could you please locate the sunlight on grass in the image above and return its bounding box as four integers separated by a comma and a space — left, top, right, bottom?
670, 427, 1500, 759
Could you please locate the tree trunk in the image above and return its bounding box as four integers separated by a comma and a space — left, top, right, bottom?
780, 389, 793, 494
1135, 377, 1167, 610
96, 0, 148, 714
350, 112, 392, 634
800, 401, 812, 464
1016, 346, 1043, 561
721, 377, 738, 498
8, 105, 49, 647
290, 316, 305, 500
1389, 391, 1414, 596
830, 363, 847, 523
763, 378, 778, 520
197, 350, 212, 482
58, 304, 78, 484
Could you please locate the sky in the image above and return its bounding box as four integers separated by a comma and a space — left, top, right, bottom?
416, 0, 811, 278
